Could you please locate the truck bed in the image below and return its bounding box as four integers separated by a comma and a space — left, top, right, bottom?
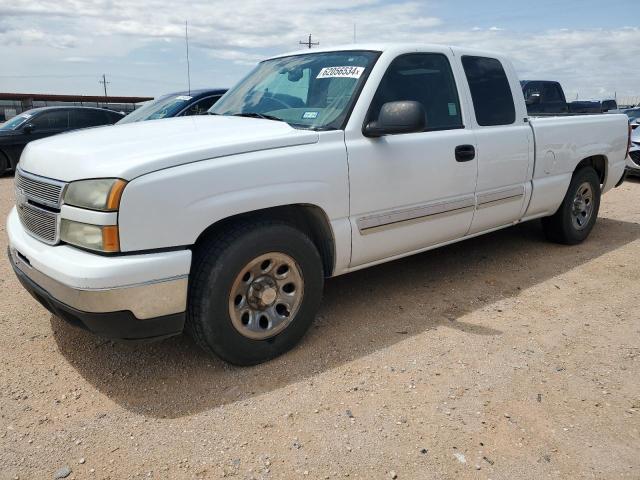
524, 114, 628, 220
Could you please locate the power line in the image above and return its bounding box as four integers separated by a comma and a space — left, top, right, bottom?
99, 73, 110, 97
299, 34, 319, 49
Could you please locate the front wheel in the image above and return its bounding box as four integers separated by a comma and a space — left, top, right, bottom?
542, 167, 601, 245
187, 221, 324, 365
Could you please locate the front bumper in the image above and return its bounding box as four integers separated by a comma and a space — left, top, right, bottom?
7, 207, 192, 340
10, 251, 186, 340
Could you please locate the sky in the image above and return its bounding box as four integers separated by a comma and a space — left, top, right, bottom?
0, 0, 639, 102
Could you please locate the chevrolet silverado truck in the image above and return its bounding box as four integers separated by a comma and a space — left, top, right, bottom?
7, 44, 631, 365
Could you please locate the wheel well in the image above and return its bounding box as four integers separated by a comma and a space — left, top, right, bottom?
575, 155, 606, 185
193, 205, 336, 277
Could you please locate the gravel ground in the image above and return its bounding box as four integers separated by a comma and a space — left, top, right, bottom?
1, 175, 639, 480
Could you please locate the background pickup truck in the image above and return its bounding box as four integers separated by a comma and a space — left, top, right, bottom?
521, 80, 569, 114
8, 44, 630, 365
522, 80, 620, 115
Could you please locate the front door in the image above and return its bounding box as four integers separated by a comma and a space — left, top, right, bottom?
346, 52, 478, 267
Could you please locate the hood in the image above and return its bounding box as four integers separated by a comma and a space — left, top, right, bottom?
19, 115, 319, 181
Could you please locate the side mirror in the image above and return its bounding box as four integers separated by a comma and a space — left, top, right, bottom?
23, 123, 35, 134
526, 93, 541, 106
363, 101, 426, 137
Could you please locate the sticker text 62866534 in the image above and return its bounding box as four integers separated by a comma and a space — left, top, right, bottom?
316, 66, 365, 79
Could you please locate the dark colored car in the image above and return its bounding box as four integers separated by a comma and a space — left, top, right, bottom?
0, 106, 124, 174
521, 80, 568, 114
117, 88, 227, 124
568, 100, 603, 114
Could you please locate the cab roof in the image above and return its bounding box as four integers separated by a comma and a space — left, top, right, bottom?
269, 43, 505, 61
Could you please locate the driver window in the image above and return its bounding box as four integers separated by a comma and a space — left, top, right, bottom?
368, 53, 463, 131
183, 96, 221, 116
31, 110, 70, 130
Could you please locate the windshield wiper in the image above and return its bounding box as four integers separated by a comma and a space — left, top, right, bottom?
231, 112, 285, 122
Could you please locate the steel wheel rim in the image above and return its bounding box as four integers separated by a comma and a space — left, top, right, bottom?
228, 252, 304, 340
571, 182, 594, 230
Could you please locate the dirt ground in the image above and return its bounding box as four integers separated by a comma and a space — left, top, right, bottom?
1, 175, 639, 480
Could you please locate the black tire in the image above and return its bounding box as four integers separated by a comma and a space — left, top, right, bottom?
0, 151, 9, 175
542, 167, 601, 245
186, 221, 324, 365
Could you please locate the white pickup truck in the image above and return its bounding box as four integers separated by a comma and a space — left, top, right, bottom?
8, 44, 630, 365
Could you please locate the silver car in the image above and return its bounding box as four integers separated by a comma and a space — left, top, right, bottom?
627, 122, 640, 176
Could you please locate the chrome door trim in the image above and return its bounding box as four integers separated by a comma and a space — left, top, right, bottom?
476, 185, 525, 210
357, 195, 475, 235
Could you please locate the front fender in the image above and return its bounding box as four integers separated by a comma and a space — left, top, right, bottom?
118, 139, 349, 252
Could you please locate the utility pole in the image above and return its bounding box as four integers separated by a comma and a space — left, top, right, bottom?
299, 34, 319, 49
99, 74, 110, 98
185, 20, 191, 95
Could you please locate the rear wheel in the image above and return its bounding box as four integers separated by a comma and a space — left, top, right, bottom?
542, 167, 601, 245
187, 221, 324, 365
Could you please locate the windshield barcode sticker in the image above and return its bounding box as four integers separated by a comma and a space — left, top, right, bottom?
317, 66, 364, 79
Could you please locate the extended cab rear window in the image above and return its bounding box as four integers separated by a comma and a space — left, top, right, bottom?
462, 56, 516, 127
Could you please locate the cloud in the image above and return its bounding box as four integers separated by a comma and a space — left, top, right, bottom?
0, 0, 638, 100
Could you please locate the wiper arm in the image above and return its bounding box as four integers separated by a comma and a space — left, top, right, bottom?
231, 112, 285, 122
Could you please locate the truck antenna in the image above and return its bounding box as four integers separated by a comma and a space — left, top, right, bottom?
185, 20, 191, 95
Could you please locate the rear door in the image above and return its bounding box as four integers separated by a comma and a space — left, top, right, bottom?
69, 109, 110, 130
346, 50, 478, 267
458, 54, 532, 234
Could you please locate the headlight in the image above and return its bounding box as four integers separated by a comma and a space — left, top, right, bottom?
60, 219, 120, 252
64, 178, 127, 211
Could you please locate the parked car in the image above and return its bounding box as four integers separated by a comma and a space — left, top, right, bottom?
8, 44, 629, 365
0, 106, 123, 174
627, 125, 640, 176
521, 80, 568, 114
600, 99, 618, 112
117, 89, 227, 124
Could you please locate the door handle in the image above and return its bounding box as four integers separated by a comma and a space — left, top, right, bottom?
455, 145, 475, 162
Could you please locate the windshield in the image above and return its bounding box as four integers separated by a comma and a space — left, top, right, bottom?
117, 94, 193, 124
0, 112, 33, 131
210, 50, 379, 130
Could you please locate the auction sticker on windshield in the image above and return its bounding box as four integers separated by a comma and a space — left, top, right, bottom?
316, 66, 365, 79
175, 96, 193, 101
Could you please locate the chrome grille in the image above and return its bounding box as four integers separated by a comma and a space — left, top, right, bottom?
15, 169, 64, 208
17, 202, 58, 244
15, 169, 66, 245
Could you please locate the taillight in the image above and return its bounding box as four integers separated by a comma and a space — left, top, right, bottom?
627, 124, 632, 159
